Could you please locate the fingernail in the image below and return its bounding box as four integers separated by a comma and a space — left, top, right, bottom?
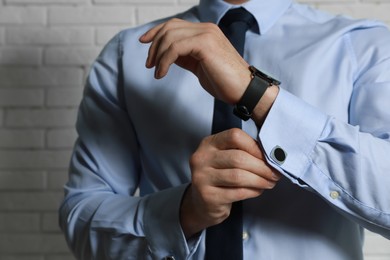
272, 172, 281, 181
139, 34, 145, 42
154, 67, 160, 79
145, 58, 150, 68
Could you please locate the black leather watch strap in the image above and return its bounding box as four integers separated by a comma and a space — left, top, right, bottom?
233, 66, 280, 121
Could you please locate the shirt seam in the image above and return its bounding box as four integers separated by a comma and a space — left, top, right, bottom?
118, 30, 124, 58
343, 32, 359, 85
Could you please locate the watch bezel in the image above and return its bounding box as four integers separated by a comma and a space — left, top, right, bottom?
249, 65, 281, 86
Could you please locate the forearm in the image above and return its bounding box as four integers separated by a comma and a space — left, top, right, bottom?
251, 85, 280, 127
60, 180, 198, 259
180, 185, 206, 239
59, 192, 144, 259
259, 89, 390, 237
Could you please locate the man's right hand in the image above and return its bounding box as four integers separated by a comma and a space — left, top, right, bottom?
180, 128, 281, 238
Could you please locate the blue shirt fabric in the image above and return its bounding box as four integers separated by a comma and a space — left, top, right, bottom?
59, 0, 390, 259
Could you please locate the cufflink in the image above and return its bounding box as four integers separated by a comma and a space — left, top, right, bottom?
271, 146, 287, 165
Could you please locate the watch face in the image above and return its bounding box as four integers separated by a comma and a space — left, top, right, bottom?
250, 65, 281, 86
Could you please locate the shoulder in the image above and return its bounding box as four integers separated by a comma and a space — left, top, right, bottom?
118, 6, 199, 46
288, 2, 390, 53
281, 3, 390, 82
94, 6, 199, 62
290, 2, 388, 33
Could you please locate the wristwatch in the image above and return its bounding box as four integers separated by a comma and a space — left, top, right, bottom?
233, 65, 281, 121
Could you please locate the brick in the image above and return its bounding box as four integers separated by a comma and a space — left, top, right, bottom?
301, 0, 354, 2
178, 0, 197, 4
0, 256, 44, 260
363, 0, 390, 2
0, 129, 44, 148
0, 47, 41, 65
0, 28, 4, 44
0, 213, 40, 232
0, 7, 45, 25
47, 128, 77, 148
6, 0, 85, 3
42, 212, 60, 232
44, 47, 101, 66
137, 5, 193, 25
0, 171, 45, 189
47, 170, 68, 190
0, 88, 44, 107
0, 150, 72, 169
46, 88, 83, 107
6, 27, 93, 45
0, 233, 68, 253
5, 108, 78, 127
0, 109, 4, 126
0, 192, 63, 211
0, 68, 83, 87
95, 0, 174, 3
49, 6, 136, 25
45, 255, 74, 260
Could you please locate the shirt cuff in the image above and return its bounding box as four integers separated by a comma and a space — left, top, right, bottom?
259, 88, 329, 184
143, 183, 202, 260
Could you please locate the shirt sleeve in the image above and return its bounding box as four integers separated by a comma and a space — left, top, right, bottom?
259, 25, 390, 239
58, 32, 199, 260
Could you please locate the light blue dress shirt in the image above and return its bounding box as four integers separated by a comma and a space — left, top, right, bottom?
59, 0, 390, 259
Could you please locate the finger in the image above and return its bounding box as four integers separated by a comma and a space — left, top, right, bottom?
142, 19, 196, 69
154, 37, 192, 78
153, 27, 206, 76
211, 128, 264, 160
210, 129, 282, 181
154, 31, 216, 78
216, 186, 265, 204
139, 22, 166, 43
152, 22, 223, 78
144, 24, 166, 68
140, 20, 180, 68
210, 168, 278, 189
211, 149, 281, 182
153, 25, 214, 78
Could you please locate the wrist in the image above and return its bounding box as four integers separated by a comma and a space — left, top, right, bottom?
251, 84, 279, 126
180, 186, 206, 239
233, 66, 280, 122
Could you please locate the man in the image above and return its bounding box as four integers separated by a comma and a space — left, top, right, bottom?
59, 0, 390, 259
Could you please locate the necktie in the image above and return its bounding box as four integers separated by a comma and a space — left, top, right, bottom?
206, 7, 256, 260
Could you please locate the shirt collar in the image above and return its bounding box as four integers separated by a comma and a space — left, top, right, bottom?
197, 0, 293, 34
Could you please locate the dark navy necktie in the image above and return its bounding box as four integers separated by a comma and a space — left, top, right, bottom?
206, 7, 256, 260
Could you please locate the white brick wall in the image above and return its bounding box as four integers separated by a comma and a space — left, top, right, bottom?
0, 0, 389, 259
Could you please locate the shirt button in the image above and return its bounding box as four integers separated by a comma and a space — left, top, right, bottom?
242, 231, 249, 240
330, 191, 340, 199
271, 146, 287, 165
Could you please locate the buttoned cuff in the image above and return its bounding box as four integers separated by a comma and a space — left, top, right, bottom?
143, 183, 202, 260
259, 88, 329, 185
